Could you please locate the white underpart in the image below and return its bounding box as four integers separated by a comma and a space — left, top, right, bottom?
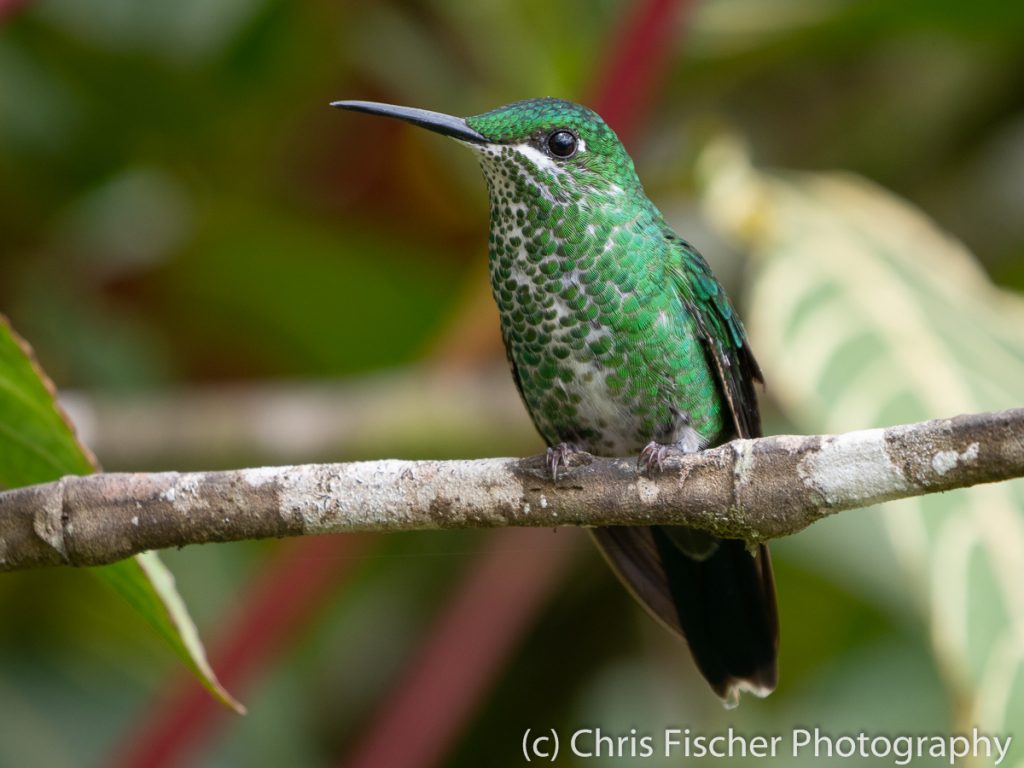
562, 358, 634, 449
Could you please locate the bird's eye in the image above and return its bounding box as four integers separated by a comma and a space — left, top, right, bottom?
546, 129, 578, 158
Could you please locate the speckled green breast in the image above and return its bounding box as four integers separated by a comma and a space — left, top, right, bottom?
475, 145, 727, 456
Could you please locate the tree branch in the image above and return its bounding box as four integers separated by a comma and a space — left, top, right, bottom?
1, 409, 1021, 573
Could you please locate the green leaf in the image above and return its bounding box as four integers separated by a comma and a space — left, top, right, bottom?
699, 139, 1024, 755
0, 316, 96, 489
96, 553, 245, 714
0, 314, 243, 713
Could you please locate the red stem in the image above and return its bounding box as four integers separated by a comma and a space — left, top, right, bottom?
340, 530, 578, 768
0, 0, 30, 21
591, 0, 693, 144
108, 535, 372, 768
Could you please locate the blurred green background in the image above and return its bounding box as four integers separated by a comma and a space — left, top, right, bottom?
2, 1, 1023, 766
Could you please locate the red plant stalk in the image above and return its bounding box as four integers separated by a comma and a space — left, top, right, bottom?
591, 0, 692, 143
109, 535, 372, 768
341, 529, 578, 768
0, 0, 31, 22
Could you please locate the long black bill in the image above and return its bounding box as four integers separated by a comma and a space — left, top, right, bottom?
330, 100, 488, 144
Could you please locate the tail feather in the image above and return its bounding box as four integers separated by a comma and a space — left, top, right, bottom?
591, 525, 778, 705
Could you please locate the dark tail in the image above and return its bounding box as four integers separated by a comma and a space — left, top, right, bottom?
591, 525, 778, 706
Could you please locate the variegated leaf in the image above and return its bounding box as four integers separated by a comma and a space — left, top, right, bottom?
699, 138, 1024, 762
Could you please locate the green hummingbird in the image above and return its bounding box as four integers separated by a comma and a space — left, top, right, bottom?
332, 97, 778, 706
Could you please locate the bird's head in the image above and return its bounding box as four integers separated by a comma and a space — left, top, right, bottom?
332, 98, 643, 203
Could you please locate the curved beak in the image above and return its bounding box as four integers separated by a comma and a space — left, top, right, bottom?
330, 100, 488, 144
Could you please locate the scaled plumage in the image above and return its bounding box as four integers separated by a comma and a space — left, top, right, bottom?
333, 97, 779, 705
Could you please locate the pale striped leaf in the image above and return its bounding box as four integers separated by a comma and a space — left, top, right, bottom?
699, 138, 1024, 759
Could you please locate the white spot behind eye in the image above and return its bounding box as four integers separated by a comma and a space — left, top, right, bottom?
513, 143, 560, 171
510, 136, 589, 168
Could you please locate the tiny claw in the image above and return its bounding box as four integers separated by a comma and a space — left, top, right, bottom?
546, 442, 580, 481
545, 447, 559, 480
638, 441, 669, 476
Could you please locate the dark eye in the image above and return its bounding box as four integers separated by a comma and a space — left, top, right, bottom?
546, 129, 577, 158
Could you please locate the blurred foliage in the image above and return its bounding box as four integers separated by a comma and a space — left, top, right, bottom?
1, 0, 1023, 766
699, 137, 1024, 763
0, 317, 242, 716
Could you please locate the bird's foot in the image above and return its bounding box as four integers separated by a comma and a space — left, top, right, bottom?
638, 441, 673, 475
639, 440, 698, 476
546, 442, 582, 480
638, 428, 702, 476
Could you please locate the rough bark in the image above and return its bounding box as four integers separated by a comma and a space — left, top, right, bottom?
1, 409, 1021, 572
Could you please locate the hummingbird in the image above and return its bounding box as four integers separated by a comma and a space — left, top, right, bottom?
332, 97, 778, 705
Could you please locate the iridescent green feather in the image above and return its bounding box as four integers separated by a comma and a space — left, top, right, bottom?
335, 96, 778, 703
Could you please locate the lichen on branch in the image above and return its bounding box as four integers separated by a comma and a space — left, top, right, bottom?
1, 409, 1021, 573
